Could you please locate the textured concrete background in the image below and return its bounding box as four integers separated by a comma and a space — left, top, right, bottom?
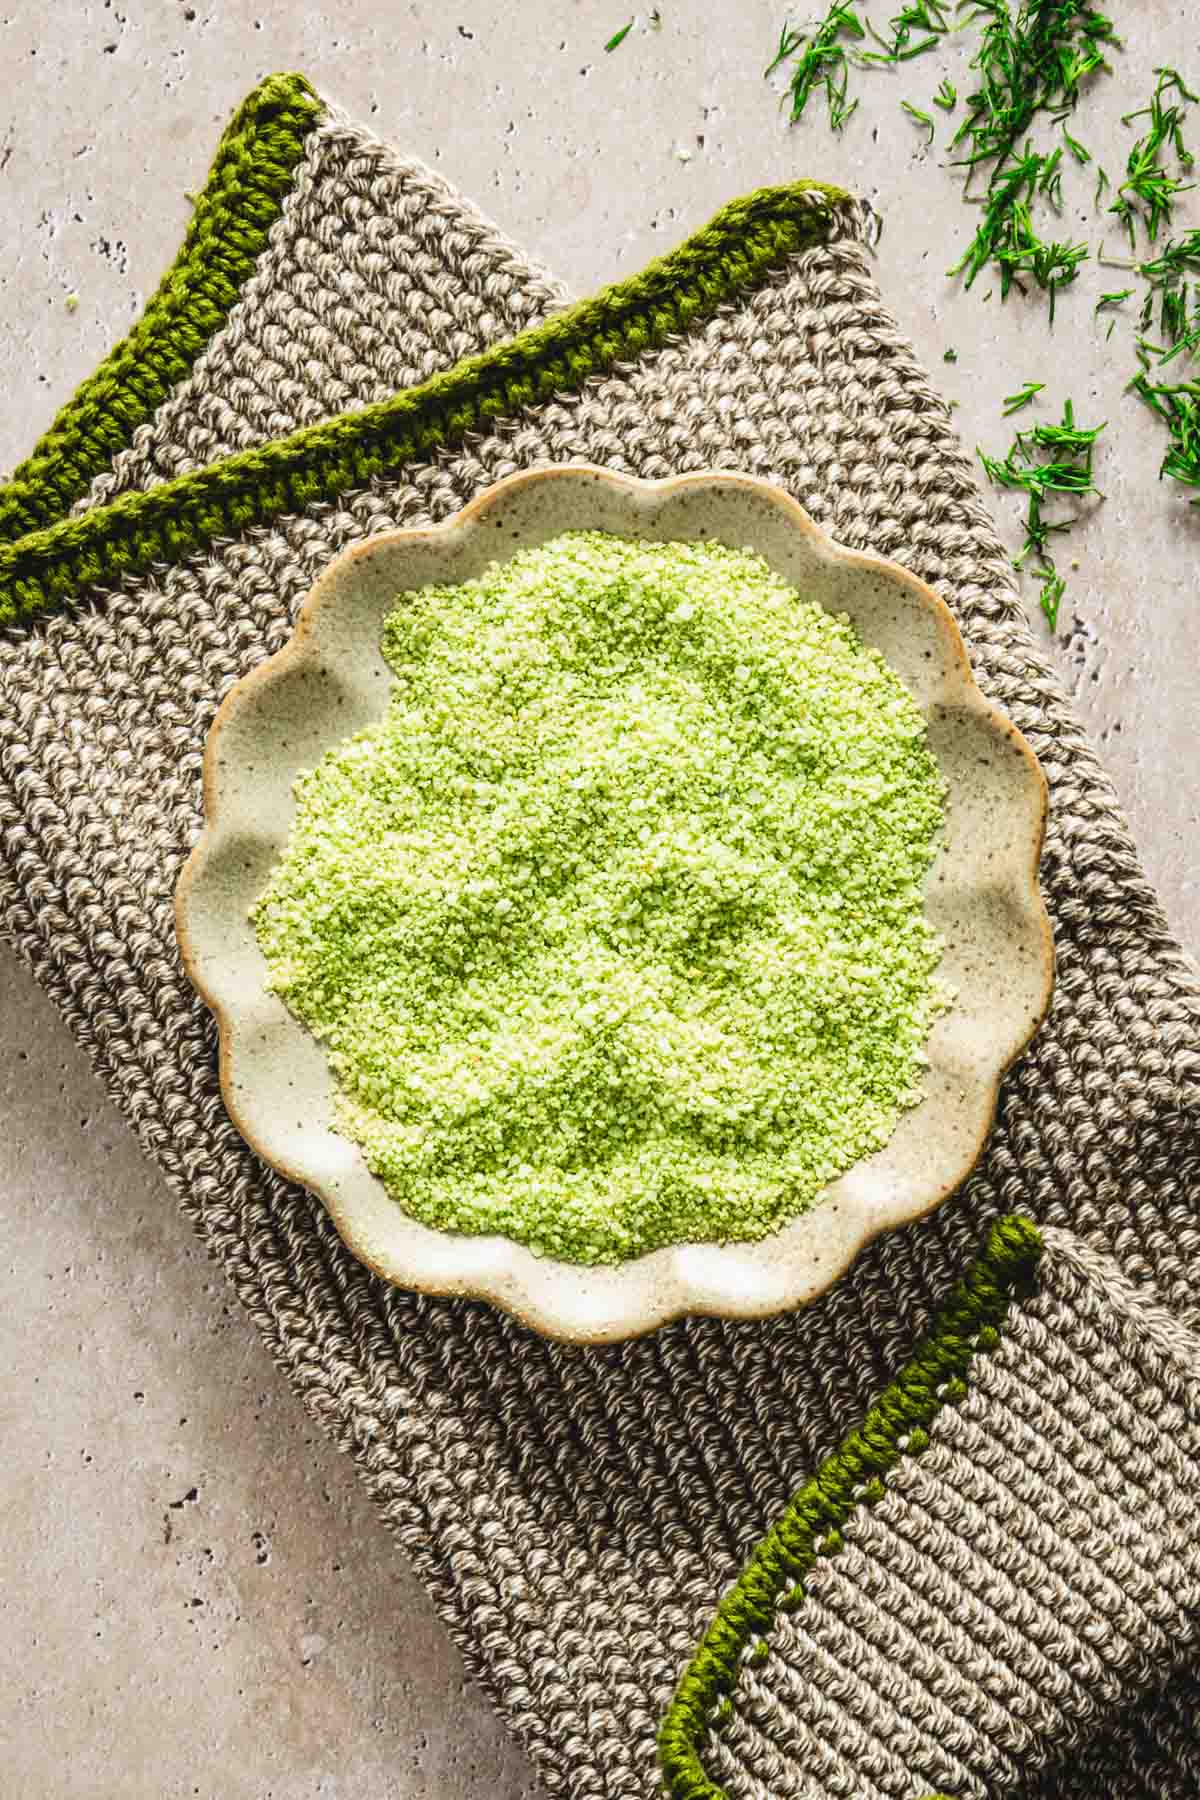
2, 2, 1197, 1795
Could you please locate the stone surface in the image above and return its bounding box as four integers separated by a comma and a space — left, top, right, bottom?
1, 1, 1197, 1795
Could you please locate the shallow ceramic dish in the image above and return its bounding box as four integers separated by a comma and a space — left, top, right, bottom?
176, 466, 1053, 1344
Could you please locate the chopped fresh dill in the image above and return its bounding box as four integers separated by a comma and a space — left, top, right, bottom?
1158, 324, 1200, 367
1131, 375, 1200, 499
762, 11, 1199, 520
1002, 379, 1045, 413
1139, 229, 1200, 280
986, 186, 1089, 321
1038, 145, 1064, 208
940, 2, 1119, 307
1160, 280, 1188, 340
1035, 568, 1066, 624
1111, 66, 1197, 246
1099, 179, 1200, 455
766, 2, 1122, 317
950, 144, 1089, 319
949, 2, 1118, 172
1021, 399, 1105, 463
978, 396, 1105, 628
1034, 560, 1065, 627
862, 0, 951, 64
605, 19, 634, 51
766, 5, 867, 130
1164, 285, 1187, 336
1153, 283, 1200, 366
1121, 66, 1198, 144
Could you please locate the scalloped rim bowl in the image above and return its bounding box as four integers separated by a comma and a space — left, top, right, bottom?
176, 466, 1053, 1344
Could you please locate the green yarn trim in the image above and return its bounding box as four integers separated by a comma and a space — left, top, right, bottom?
0, 72, 322, 549
0, 177, 848, 632
657, 1214, 1044, 1800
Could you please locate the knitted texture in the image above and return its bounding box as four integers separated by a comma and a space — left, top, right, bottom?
666, 1226, 1200, 1800
76, 107, 571, 511
0, 174, 846, 630
0, 73, 322, 545
3, 84, 1200, 1800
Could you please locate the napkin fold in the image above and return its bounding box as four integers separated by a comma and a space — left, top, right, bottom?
663, 1222, 1200, 1800
3, 75, 1200, 1800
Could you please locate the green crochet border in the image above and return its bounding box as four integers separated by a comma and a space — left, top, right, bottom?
0, 71, 323, 549
0, 173, 848, 632
657, 1214, 1044, 1800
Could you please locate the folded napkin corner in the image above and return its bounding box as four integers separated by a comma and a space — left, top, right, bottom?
661, 1219, 1200, 1800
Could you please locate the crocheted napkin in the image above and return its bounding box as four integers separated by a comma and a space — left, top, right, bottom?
4, 75, 1200, 1800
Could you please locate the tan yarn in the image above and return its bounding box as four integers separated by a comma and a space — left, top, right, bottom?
705, 1231, 1200, 1800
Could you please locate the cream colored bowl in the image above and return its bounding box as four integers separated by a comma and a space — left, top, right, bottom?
176, 466, 1053, 1343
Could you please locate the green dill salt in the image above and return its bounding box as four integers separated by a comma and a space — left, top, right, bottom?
252, 531, 949, 1266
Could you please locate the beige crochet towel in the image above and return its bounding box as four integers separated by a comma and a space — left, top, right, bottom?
3, 75, 1200, 1800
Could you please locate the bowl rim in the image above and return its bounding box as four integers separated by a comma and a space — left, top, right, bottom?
175, 464, 1054, 1343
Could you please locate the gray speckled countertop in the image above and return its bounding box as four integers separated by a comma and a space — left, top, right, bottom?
2, 4, 1197, 1795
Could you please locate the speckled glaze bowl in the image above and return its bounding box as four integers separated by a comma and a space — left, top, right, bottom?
175, 466, 1053, 1343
